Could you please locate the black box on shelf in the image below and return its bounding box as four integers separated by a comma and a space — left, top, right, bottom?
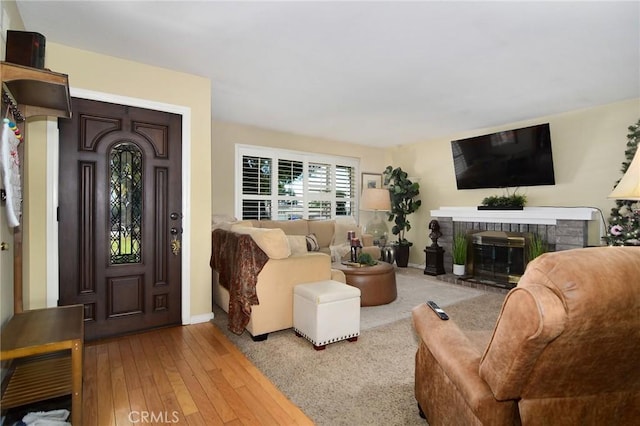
6, 30, 46, 69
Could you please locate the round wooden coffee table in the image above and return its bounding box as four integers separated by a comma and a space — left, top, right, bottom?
333, 262, 397, 306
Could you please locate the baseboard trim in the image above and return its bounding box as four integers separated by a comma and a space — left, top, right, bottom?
190, 312, 214, 324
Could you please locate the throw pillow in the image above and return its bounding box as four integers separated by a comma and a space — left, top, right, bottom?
230, 226, 291, 259
332, 216, 361, 246
287, 235, 308, 255
306, 233, 320, 251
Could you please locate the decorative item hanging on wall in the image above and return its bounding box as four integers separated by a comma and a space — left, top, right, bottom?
1, 117, 22, 227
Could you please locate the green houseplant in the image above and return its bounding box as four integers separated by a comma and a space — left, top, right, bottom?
528, 233, 548, 261
452, 231, 468, 275
481, 189, 527, 209
382, 166, 422, 267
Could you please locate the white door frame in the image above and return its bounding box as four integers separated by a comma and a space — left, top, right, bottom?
46, 88, 192, 326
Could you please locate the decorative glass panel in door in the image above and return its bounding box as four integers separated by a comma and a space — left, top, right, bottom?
109, 142, 143, 264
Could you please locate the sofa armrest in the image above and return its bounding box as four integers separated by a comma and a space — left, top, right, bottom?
412, 304, 514, 423
246, 252, 334, 335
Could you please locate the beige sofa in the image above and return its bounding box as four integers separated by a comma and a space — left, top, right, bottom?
212, 218, 380, 340
244, 217, 381, 261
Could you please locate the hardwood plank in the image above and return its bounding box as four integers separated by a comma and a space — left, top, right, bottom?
127, 387, 149, 425
82, 345, 98, 426
96, 343, 115, 426
187, 323, 232, 371
221, 353, 296, 425
140, 333, 173, 396
177, 324, 218, 371
80, 324, 313, 425
185, 411, 207, 426
152, 333, 198, 416
133, 334, 173, 425
119, 338, 142, 390
139, 374, 168, 426
161, 329, 231, 424
191, 324, 245, 389
234, 385, 278, 425
208, 368, 261, 425
207, 327, 312, 424
159, 390, 185, 424
231, 350, 312, 425
108, 341, 133, 426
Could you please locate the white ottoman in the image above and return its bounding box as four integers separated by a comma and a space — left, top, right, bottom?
293, 280, 361, 350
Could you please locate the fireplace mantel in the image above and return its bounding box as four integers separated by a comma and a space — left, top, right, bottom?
431, 207, 599, 225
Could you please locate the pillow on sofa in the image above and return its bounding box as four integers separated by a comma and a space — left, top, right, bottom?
306, 233, 320, 251
332, 216, 361, 246
211, 214, 237, 230
308, 219, 335, 248
287, 235, 308, 255
230, 225, 291, 259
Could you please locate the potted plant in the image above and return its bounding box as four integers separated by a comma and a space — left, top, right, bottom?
382, 166, 422, 267
480, 189, 527, 210
528, 233, 548, 261
452, 231, 467, 276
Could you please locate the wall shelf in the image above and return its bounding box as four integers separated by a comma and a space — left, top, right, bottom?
0, 61, 71, 314
0, 61, 71, 120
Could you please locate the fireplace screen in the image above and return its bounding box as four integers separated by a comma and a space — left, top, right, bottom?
469, 231, 527, 288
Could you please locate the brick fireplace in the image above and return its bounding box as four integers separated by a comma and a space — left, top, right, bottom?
430, 207, 599, 289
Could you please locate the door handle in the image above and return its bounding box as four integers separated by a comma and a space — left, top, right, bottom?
170, 212, 182, 220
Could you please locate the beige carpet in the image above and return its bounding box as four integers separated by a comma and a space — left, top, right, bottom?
211, 268, 506, 425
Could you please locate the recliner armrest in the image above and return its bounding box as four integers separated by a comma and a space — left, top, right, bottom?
412, 304, 505, 417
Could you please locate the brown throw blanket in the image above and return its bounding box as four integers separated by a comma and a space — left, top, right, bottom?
210, 229, 269, 334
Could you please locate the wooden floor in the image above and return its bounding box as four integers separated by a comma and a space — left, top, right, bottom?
83, 323, 314, 425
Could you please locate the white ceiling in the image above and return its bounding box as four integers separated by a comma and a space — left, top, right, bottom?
15, 1, 640, 147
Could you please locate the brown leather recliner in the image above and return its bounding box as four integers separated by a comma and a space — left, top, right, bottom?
412, 246, 640, 425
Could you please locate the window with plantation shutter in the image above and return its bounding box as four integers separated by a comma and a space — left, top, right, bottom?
236, 145, 359, 221
336, 164, 355, 216
241, 155, 272, 220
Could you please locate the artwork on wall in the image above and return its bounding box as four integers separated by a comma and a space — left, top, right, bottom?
361, 172, 382, 192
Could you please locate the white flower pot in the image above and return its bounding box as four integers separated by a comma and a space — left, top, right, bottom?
453, 263, 466, 276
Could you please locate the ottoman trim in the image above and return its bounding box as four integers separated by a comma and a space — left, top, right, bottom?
294, 328, 360, 348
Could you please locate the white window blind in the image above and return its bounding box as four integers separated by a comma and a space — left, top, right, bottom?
236, 145, 359, 221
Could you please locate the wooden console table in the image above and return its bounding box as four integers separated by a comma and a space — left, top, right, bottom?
1, 305, 83, 424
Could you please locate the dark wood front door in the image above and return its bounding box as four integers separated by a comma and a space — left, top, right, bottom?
58, 98, 182, 340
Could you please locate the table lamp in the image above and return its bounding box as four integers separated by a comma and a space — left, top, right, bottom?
609, 148, 640, 200
360, 188, 391, 246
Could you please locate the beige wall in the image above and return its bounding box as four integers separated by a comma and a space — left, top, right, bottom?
211, 119, 389, 226
388, 98, 640, 265
213, 99, 639, 267
21, 44, 213, 319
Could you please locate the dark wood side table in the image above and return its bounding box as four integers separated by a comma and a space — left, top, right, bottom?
333, 261, 397, 306
1, 305, 83, 425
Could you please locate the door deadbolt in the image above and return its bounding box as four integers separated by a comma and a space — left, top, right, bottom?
170, 212, 182, 220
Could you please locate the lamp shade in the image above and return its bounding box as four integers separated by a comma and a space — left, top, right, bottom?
609, 149, 640, 200
360, 188, 391, 211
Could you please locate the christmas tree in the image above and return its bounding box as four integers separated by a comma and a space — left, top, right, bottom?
604, 119, 640, 246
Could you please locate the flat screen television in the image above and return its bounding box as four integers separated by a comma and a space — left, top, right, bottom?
451, 123, 556, 189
